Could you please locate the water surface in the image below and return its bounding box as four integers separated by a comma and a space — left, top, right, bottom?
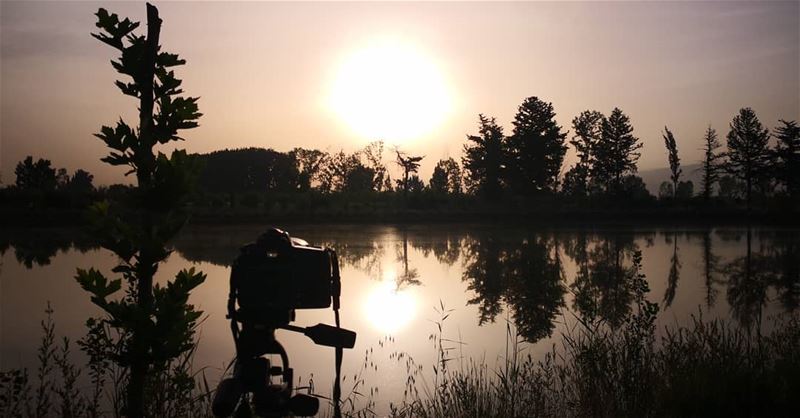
2, 224, 797, 413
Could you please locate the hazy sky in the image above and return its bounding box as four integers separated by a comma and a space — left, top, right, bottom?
2, 1, 798, 185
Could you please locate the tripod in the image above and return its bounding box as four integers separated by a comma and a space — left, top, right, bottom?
213, 309, 356, 417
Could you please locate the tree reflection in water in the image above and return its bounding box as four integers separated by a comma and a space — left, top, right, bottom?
461, 231, 566, 342
461, 233, 504, 325
567, 233, 641, 329
395, 229, 421, 289
663, 231, 681, 308
501, 234, 566, 342
0, 229, 96, 268
409, 230, 462, 267
3, 225, 799, 335
772, 232, 800, 311
721, 228, 800, 331
701, 229, 722, 308
723, 228, 771, 332
164, 225, 799, 335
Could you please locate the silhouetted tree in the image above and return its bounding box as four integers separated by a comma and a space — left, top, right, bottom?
55, 168, 70, 189
676, 180, 694, 199
383, 173, 394, 192
343, 162, 375, 193
506, 96, 567, 194
429, 158, 461, 195
572, 111, 604, 169
14, 156, 57, 192
773, 119, 800, 199
62, 169, 96, 207
264, 151, 300, 192
726, 107, 771, 208
320, 150, 360, 192
663, 126, 681, 198
562, 165, 590, 198
700, 126, 722, 200
406, 174, 425, 194
621, 174, 653, 201
322, 148, 387, 193
79, 6, 205, 417
395, 149, 424, 198
197, 148, 299, 193
462, 114, 505, 198
718, 174, 742, 199
592, 108, 642, 195
291, 148, 328, 191
67, 169, 95, 194
563, 110, 604, 197
658, 181, 674, 200
429, 163, 448, 194
361, 141, 390, 192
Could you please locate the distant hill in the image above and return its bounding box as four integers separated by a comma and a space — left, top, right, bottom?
638, 163, 703, 195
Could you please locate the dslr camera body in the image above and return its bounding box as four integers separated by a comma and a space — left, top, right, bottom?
234, 228, 334, 318
213, 228, 355, 418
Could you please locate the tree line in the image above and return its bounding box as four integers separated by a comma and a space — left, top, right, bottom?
660, 109, 800, 207
463, 98, 799, 207
161, 99, 800, 207
2, 156, 99, 210
4, 99, 798, 213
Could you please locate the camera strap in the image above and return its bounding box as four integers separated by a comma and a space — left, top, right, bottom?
330, 250, 343, 418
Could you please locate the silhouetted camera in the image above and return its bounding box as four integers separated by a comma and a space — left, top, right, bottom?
213, 228, 356, 418
232, 228, 335, 312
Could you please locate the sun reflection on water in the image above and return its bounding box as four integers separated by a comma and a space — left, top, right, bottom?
363, 270, 417, 334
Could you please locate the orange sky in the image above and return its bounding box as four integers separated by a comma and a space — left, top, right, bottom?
2, 1, 798, 185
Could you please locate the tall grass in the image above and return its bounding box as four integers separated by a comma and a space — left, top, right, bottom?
380, 315, 799, 418
385, 257, 800, 418
0, 304, 214, 418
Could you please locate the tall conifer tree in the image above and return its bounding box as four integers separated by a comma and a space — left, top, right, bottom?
663, 126, 681, 198
463, 114, 505, 198
700, 126, 722, 200
773, 119, 800, 199
506, 97, 568, 194
726, 107, 771, 207
592, 107, 642, 194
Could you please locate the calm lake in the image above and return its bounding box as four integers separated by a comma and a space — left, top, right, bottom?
2, 224, 798, 414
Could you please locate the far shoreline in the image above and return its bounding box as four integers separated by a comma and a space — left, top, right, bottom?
3, 205, 799, 228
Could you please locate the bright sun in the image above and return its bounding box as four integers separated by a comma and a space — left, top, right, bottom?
329, 40, 452, 142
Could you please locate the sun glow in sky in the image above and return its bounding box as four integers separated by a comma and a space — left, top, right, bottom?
0, 2, 797, 185
328, 39, 452, 143
363, 270, 417, 334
